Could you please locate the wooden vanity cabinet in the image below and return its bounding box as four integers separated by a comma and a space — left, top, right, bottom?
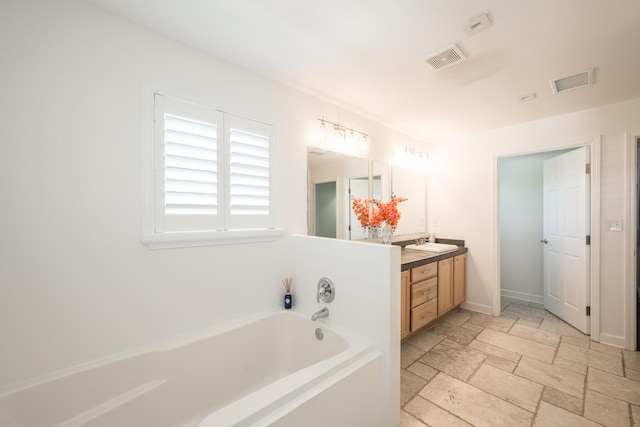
437, 257, 454, 315
401, 270, 411, 340
401, 250, 467, 341
437, 254, 467, 316
453, 254, 467, 306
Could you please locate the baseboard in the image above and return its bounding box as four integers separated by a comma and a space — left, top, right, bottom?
460, 301, 492, 315
598, 333, 627, 349
501, 289, 544, 305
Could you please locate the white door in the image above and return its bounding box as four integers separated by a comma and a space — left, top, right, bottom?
543, 147, 590, 334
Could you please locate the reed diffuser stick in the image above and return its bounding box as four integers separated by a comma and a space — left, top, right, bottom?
282, 277, 293, 293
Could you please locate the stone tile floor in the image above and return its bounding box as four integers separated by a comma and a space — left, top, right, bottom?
401, 298, 640, 426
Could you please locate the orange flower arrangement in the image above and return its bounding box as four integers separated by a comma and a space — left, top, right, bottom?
352, 195, 407, 231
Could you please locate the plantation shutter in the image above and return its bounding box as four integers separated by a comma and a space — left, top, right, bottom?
154, 94, 223, 232
153, 94, 275, 234
164, 114, 218, 215
226, 115, 274, 229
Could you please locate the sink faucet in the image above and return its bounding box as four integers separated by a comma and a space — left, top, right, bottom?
311, 307, 329, 321
415, 236, 427, 245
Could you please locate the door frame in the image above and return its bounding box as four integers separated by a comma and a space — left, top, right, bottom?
625, 131, 639, 351
492, 136, 601, 342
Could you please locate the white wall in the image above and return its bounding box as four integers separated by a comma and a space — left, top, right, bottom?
282, 235, 400, 426
429, 98, 640, 347
0, 0, 418, 394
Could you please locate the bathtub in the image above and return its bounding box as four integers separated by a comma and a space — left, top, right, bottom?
0, 311, 381, 426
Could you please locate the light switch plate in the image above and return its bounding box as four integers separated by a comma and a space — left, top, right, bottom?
608, 219, 623, 231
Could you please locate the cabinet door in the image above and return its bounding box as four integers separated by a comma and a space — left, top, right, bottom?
401, 270, 411, 339
453, 254, 467, 306
437, 257, 453, 315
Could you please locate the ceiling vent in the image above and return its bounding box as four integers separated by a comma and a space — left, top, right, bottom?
424, 44, 467, 71
550, 68, 595, 94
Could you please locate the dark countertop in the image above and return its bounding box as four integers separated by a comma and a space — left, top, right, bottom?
396, 238, 468, 271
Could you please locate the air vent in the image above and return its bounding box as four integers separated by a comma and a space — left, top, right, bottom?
424, 44, 467, 71
550, 68, 595, 94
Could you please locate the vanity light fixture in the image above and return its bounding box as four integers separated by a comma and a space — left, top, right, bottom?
395, 146, 429, 169
317, 117, 369, 156
333, 123, 343, 140
347, 128, 355, 143
319, 120, 327, 139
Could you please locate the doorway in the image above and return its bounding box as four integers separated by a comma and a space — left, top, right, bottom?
498, 149, 573, 305
314, 181, 336, 238
623, 133, 639, 351
636, 137, 640, 350
495, 140, 601, 339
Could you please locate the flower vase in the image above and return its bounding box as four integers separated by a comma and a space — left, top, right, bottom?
370, 227, 379, 239
381, 223, 393, 245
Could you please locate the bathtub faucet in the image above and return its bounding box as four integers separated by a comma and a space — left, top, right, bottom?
311, 307, 329, 321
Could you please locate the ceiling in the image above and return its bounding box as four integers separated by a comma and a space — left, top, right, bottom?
84, 0, 640, 140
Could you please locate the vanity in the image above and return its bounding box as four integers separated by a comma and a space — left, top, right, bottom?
399, 239, 467, 342
305, 146, 463, 341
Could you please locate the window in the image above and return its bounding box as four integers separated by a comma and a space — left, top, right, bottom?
150, 93, 276, 240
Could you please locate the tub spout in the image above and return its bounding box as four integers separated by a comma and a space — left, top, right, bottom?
311, 308, 329, 321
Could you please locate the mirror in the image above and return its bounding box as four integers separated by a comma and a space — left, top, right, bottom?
372, 161, 390, 201
307, 147, 426, 240
391, 165, 426, 236
307, 148, 369, 240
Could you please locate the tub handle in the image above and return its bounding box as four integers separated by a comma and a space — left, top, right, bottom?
317, 277, 335, 303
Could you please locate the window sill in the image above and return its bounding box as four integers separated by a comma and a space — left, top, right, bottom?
142, 228, 286, 249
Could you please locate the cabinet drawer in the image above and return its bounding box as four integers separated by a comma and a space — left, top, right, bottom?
411, 299, 437, 331
411, 277, 437, 307
411, 262, 437, 282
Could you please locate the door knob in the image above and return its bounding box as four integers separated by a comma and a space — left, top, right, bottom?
540, 239, 548, 244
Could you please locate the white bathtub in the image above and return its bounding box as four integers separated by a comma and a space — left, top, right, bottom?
0, 311, 381, 427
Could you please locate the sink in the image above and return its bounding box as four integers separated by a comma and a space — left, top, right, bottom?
404, 243, 459, 253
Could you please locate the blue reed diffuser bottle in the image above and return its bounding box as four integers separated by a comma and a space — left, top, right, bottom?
283, 277, 293, 309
